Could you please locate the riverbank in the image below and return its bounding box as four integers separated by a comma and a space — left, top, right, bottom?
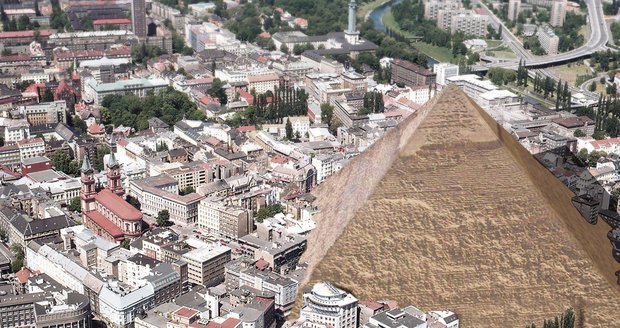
359, 0, 390, 20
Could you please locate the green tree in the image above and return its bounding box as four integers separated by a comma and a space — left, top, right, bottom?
126, 195, 141, 210
156, 209, 171, 226
285, 118, 293, 140
320, 103, 334, 125
255, 204, 283, 223
588, 82, 597, 92
121, 239, 130, 249
592, 130, 607, 140
68, 197, 81, 212
573, 129, 585, 138
52, 150, 81, 176
180, 186, 195, 195
10, 243, 24, 273
94, 145, 110, 172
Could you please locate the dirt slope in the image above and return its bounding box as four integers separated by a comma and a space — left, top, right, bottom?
299, 86, 620, 327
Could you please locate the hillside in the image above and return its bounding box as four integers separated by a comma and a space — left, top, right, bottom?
299, 86, 620, 327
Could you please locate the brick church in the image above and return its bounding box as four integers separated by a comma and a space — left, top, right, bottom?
80, 152, 144, 243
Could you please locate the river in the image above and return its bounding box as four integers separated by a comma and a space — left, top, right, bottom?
368, 0, 438, 67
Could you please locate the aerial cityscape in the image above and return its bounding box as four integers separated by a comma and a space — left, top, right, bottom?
0, 0, 618, 326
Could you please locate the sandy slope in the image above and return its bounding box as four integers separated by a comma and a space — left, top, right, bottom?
298, 86, 620, 327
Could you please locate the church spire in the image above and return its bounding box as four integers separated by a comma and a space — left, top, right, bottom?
81, 154, 92, 172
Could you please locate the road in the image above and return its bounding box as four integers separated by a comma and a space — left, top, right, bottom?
475, 0, 610, 70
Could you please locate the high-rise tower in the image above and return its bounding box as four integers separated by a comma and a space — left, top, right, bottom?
131, 0, 147, 38
344, 0, 359, 44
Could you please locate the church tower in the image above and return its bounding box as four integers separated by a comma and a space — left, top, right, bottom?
80, 155, 96, 213
106, 152, 124, 197
344, 0, 360, 44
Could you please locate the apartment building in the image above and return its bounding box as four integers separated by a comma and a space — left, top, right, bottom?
508, 0, 521, 21
198, 199, 254, 239
19, 100, 68, 126
17, 138, 45, 161
0, 145, 21, 170
238, 267, 299, 314
312, 152, 345, 183
248, 74, 281, 94
437, 9, 465, 30
129, 174, 204, 225
537, 25, 559, 55
0, 118, 30, 143
391, 59, 436, 88
550, 0, 567, 27
181, 243, 231, 287
84, 77, 169, 105
423, 0, 462, 20
433, 63, 459, 86
450, 12, 488, 37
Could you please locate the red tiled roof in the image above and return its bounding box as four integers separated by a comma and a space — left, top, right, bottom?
255, 258, 269, 270
591, 137, 620, 149
15, 267, 35, 284
0, 55, 33, 62
174, 307, 199, 318
259, 31, 271, 39
271, 155, 289, 164
95, 189, 143, 221
0, 30, 53, 38
85, 210, 124, 238
221, 318, 241, 328
237, 125, 256, 133
88, 124, 105, 134
116, 139, 129, 147
24, 83, 46, 94
54, 50, 104, 60
0, 145, 19, 151
106, 47, 131, 57
93, 18, 131, 25
187, 77, 214, 84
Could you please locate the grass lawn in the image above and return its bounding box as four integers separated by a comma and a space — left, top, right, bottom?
359, 0, 387, 19
485, 40, 503, 48
490, 51, 517, 59
548, 63, 594, 85
413, 42, 456, 62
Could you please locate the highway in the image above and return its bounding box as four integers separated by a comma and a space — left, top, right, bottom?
475, 0, 610, 70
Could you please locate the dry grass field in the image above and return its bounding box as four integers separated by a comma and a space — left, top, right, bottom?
297, 86, 620, 327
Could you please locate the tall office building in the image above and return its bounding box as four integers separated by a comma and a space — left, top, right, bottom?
550, 0, 567, 27
508, 0, 521, 21
131, 0, 147, 38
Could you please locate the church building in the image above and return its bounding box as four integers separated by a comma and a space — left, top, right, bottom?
80, 153, 145, 243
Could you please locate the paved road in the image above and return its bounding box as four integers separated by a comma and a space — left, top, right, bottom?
476, 0, 610, 70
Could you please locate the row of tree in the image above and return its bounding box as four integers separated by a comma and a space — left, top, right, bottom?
101, 87, 205, 131
533, 73, 558, 98
525, 308, 583, 328
516, 60, 529, 87
248, 87, 310, 124
359, 91, 385, 115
